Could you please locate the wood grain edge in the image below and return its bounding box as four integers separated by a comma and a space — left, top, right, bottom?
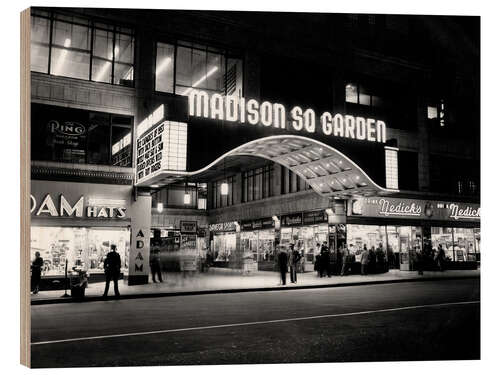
20, 7, 31, 368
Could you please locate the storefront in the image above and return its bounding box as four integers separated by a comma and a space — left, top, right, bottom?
209, 221, 238, 266
30, 180, 151, 288
240, 217, 278, 271
347, 197, 480, 271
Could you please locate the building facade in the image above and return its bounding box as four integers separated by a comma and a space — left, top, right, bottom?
29, 8, 480, 286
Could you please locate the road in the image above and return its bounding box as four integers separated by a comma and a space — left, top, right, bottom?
31, 278, 480, 367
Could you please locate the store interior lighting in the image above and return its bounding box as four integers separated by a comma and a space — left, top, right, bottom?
181, 66, 219, 96
157, 202, 163, 213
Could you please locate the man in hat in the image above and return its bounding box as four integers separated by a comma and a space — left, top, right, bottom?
103, 244, 121, 297
277, 245, 289, 286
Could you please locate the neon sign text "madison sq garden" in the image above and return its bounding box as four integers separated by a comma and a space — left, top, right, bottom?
189, 90, 387, 143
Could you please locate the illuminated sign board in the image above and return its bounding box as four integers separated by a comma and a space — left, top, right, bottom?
30, 194, 127, 219
189, 90, 387, 143
136, 119, 187, 184
349, 197, 480, 222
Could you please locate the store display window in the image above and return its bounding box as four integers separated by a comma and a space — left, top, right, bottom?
30, 226, 130, 276
453, 228, 476, 261
346, 224, 387, 259
431, 227, 479, 262
212, 232, 236, 262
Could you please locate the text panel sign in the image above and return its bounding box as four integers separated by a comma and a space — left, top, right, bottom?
349, 197, 480, 222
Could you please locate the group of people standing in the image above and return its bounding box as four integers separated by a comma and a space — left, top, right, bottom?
277, 244, 303, 285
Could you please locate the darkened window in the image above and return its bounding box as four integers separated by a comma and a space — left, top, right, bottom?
242, 165, 273, 202
427, 99, 446, 127
397, 150, 419, 191
430, 155, 480, 196
31, 103, 132, 166
30, 10, 134, 87
345, 82, 384, 107
211, 177, 235, 209
152, 183, 204, 210
155, 41, 243, 97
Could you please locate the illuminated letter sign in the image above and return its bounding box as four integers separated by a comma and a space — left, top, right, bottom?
188, 90, 387, 143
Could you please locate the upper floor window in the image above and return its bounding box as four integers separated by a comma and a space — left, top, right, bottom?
242, 165, 274, 203
155, 41, 243, 97
31, 103, 133, 167
30, 10, 134, 87
211, 177, 235, 209
345, 82, 383, 107
427, 99, 445, 127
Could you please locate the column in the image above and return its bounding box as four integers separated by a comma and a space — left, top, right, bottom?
128, 188, 152, 285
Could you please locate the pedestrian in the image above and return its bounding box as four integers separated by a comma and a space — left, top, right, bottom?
320, 242, 329, 277
340, 247, 350, 276
360, 245, 369, 275
103, 244, 121, 297
289, 244, 301, 284
416, 250, 424, 275
314, 254, 321, 277
31, 251, 44, 294
437, 244, 446, 272
327, 247, 336, 277
368, 246, 376, 274
375, 243, 386, 273
150, 242, 163, 283
278, 246, 289, 286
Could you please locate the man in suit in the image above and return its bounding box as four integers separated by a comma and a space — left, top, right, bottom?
278, 246, 289, 286
103, 244, 121, 297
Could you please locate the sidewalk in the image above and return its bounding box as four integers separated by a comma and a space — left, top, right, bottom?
31, 268, 480, 305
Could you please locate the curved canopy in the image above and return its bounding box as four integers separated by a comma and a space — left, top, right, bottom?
137, 135, 398, 199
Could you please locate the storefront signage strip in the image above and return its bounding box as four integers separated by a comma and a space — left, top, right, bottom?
30, 194, 127, 219
449, 204, 480, 220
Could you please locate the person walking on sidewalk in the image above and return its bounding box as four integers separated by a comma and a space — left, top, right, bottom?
278, 246, 289, 286
150, 244, 163, 283
340, 247, 351, 276
360, 245, 369, 275
416, 249, 424, 275
103, 244, 121, 298
31, 251, 44, 294
320, 242, 329, 278
289, 244, 302, 284
436, 244, 446, 272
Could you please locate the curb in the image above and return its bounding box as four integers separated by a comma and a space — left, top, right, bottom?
31, 274, 480, 306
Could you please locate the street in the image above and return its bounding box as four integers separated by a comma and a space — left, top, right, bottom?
31, 278, 480, 367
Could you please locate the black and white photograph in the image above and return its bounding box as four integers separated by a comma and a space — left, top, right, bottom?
18, 2, 484, 370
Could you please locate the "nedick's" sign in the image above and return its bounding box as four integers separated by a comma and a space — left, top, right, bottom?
189, 90, 387, 143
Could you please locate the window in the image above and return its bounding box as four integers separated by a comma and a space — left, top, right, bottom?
30, 11, 134, 86
280, 166, 310, 194
211, 176, 235, 209
427, 99, 445, 127
242, 165, 274, 202
385, 148, 399, 189
431, 227, 478, 262
31, 103, 133, 166
30, 226, 130, 276
345, 82, 383, 107
155, 41, 243, 97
